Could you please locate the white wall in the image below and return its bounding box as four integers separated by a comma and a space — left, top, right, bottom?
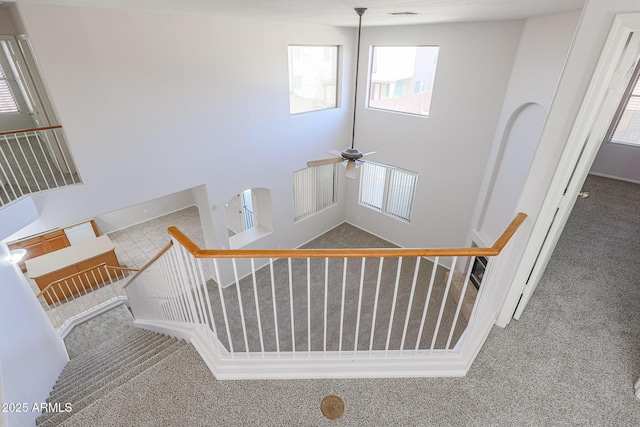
0, 196, 38, 240
9, 3, 354, 253
344, 20, 524, 250
94, 188, 195, 234
590, 141, 640, 183
0, 199, 67, 427
493, 0, 640, 326
0, 240, 68, 427
471, 11, 582, 245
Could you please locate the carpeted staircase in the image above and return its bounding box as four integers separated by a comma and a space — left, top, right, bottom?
36, 328, 187, 426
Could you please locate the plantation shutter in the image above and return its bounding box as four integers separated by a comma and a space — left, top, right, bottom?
293, 163, 337, 222
609, 68, 640, 146
385, 168, 417, 221
359, 162, 386, 211
0, 63, 19, 113
359, 161, 418, 222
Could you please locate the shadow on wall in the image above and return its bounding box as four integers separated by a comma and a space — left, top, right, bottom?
477, 102, 546, 243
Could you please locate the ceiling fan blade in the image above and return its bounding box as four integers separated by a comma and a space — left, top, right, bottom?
307, 157, 344, 167
362, 151, 378, 157
327, 149, 344, 157
345, 160, 357, 180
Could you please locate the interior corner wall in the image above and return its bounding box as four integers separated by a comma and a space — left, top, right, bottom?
0, 7, 17, 34
490, 0, 640, 326
470, 10, 582, 246
0, 242, 67, 427
344, 19, 525, 250
93, 189, 195, 234
590, 141, 640, 183
12, 3, 354, 251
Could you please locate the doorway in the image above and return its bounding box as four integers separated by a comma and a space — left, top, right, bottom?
499, 14, 640, 323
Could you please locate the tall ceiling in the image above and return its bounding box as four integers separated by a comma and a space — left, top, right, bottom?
10, 0, 586, 27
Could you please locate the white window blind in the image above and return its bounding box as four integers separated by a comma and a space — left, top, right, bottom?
0, 63, 18, 114
293, 163, 338, 222
359, 161, 418, 222
609, 69, 640, 146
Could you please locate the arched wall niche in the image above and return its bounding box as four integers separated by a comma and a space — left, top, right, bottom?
477, 102, 547, 243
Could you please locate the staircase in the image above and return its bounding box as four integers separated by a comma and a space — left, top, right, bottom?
37, 328, 187, 426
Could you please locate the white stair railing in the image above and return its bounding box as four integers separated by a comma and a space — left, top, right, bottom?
37, 263, 138, 331
124, 213, 526, 379
0, 125, 80, 206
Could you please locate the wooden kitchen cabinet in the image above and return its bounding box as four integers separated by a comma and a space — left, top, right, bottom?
25, 236, 120, 305
43, 230, 71, 252
8, 221, 97, 272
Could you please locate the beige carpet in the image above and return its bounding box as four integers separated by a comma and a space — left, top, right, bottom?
206, 223, 467, 353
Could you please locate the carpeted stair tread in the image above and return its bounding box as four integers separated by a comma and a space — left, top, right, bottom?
59, 328, 145, 374
50, 334, 176, 399
54, 331, 169, 388
61, 328, 151, 371
47, 338, 184, 417
39, 339, 186, 426
49, 338, 176, 400
36, 328, 186, 426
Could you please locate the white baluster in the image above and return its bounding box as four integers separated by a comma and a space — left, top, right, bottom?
369, 257, 384, 354
430, 257, 458, 351
385, 257, 403, 353
415, 257, 439, 354
400, 257, 421, 352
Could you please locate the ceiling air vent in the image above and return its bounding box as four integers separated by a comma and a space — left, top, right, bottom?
388, 12, 419, 16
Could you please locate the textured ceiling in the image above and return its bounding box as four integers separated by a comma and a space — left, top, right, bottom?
10, 0, 586, 26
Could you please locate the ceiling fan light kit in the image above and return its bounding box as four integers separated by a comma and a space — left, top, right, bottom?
306, 7, 377, 179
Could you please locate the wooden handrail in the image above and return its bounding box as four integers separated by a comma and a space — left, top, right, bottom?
35, 262, 139, 299
106, 265, 140, 272
36, 262, 107, 299
0, 125, 62, 137
166, 212, 527, 260
123, 241, 174, 289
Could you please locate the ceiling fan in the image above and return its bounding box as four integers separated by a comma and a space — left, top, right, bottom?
306, 7, 377, 180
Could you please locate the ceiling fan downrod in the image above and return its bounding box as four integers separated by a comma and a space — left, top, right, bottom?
351, 7, 367, 151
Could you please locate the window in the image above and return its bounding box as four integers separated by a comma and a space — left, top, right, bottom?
0, 62, 19, 114
607, 62, 640, 147
288, 45, 338, 114
359, 161, 418, 222
368, 46, 439, 117
293, 163, 338, 222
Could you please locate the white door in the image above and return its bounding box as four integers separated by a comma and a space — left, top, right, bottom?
0, 36, 39, 131
510, 16, 640, 319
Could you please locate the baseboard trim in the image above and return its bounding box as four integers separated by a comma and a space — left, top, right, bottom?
58, 296, 128, 339
132, 319, 472, 380
588, 172, 640, 186
461, 311, 497, 372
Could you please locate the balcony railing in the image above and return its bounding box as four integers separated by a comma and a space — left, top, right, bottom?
0, 125, 81, 206
37, 263, 138, 331
124, 213, 527, 379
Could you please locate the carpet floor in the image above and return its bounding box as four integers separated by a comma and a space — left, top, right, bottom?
63, 303, 134, 359
207, 223, 467, 354
60, 175, 640, 426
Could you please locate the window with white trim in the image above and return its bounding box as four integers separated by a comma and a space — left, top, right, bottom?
288, 45, 338, 114
368, 45, 439, 117
607, 62, 640, 147
293, 163, 338, 222
359, 161, 418, 222
0, 62, 19, 114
